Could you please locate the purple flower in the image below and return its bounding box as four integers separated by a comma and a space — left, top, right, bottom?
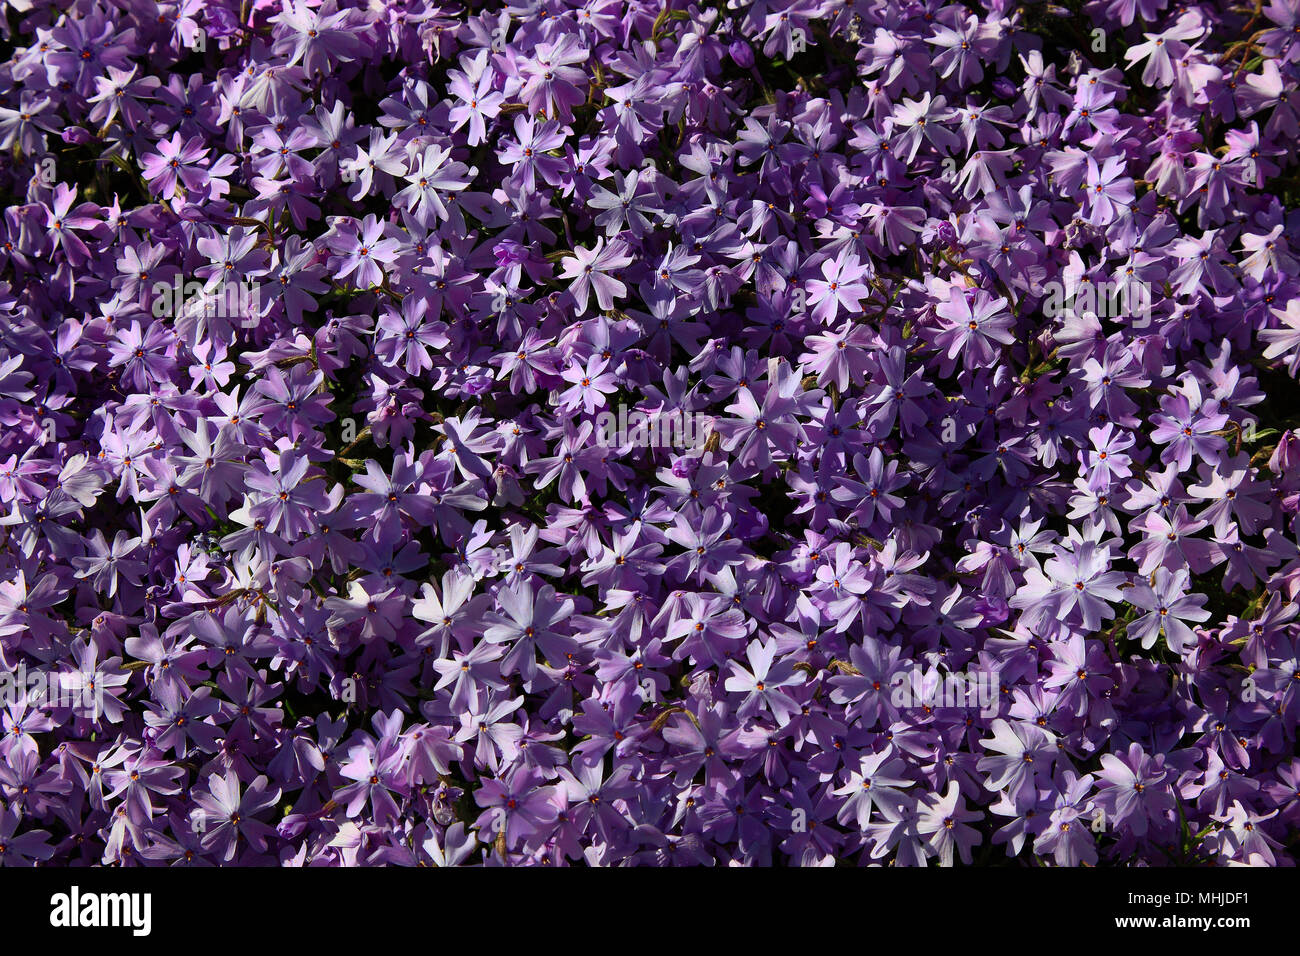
1093, 743, 1176, 839
1126, 567, 1211, 653
558, 239, 632, 314
918, 782, 983, 866
328, 214, 403, 288
1, 0, 1298, 871
930, 287, 1015, 374
0, 806, 54, 866
191, 770, 282, 862
722, 636, 805, 725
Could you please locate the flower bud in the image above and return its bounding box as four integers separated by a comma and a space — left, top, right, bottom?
729, 39, 755, 68
992, 78, 1017, 99
1271, 429, 1299, 478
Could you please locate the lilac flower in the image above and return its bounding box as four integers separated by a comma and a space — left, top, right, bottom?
1084, 156, 1135, 226
832, 448, 906, 529
1209, 801, 1285, 865
1084, 423, 1135, 491
891, 93, 959, 162
420, 821, 478, 867
70, 530, 146, 598
483, 582, 576, 683
1126, 568, 1211, 653
395, 145, 474, 226
337, 727, 409, 826
832, 750, 914, 830
1262, 299, 1300, 375
1014, 541, 1126, 633
1149, 379, 1229, 471
1033, 772, 1099, 866
141, 133, 217, 200
499, 115, 567, 192
558, 355, 618, 416
106, 320, 175, 390
714, 374, 805, 469
472, 765, 559, 850
1130, 506, 1217, 576
448, 53, 505, 146
918, 782, 983, 866
1093, 743, 1176, 838
558, 239, 632, 314
722, 637, 805, 726
0, 807, 54, 866
191, 771, 281, 862
1043, 635, 1116, 718
866, 795, 927, 866
977, 719, 1058, 809
930, 287, 1015, 374
804, 251, 871, 324
272, 3, 366, 76
1, 0, 1298, 872
328, 214, 403, 288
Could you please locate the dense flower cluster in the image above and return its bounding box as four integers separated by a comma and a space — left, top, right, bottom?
1, 0, 1299, 867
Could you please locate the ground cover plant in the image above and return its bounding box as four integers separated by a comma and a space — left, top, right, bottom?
1, 0, 1300, 866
